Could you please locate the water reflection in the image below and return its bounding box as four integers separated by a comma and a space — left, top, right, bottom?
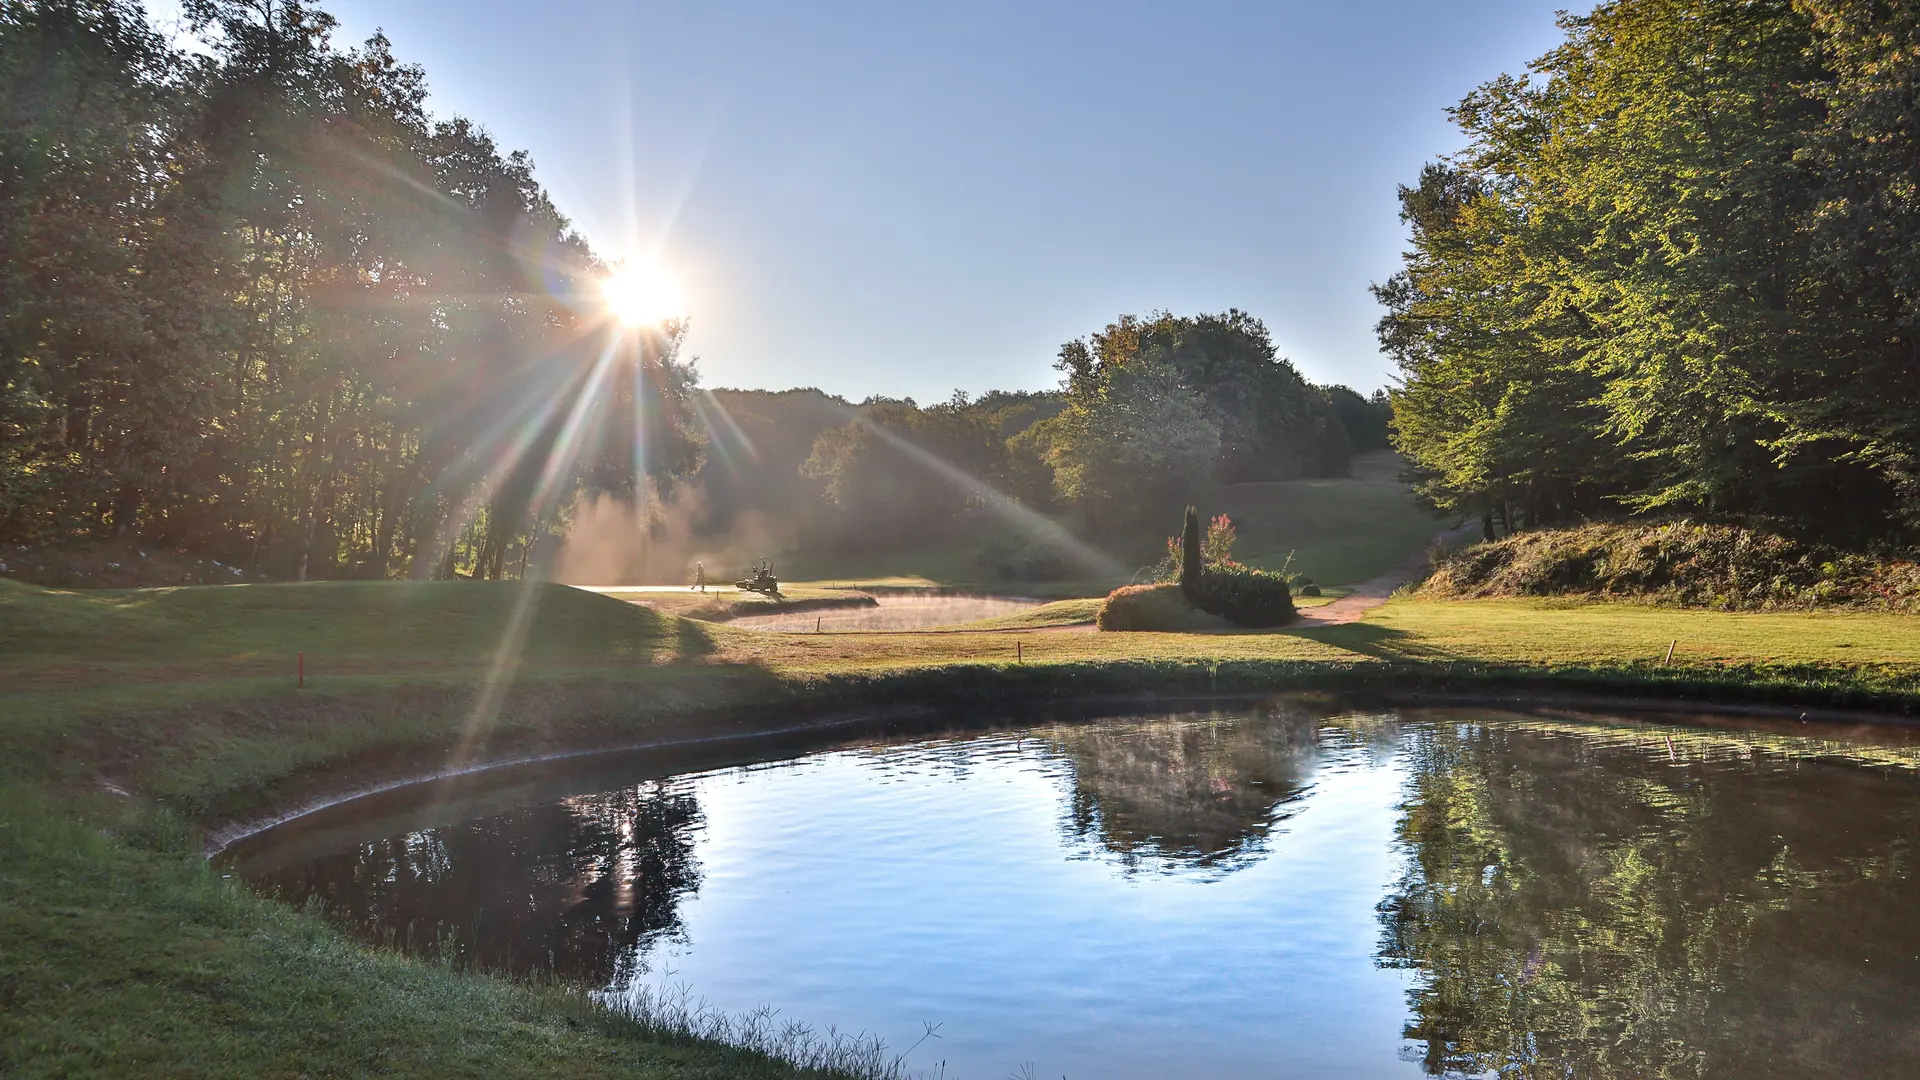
1379, 714, 1920, 1077
246, 780, 702, 986
1045, 706, 1321, 874
231, 705, 1920, 1078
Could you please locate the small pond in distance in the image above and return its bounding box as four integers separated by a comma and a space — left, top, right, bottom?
725, 594, 1042, 631
226, 701, 1920, 1078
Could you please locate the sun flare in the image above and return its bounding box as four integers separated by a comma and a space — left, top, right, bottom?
598, 262, 684, 327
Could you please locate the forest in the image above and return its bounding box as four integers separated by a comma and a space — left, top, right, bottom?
1381, 0, 1920, 544
0, 0, 1385, 582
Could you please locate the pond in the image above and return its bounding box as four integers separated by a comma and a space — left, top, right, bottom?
725, 594, 1041, 632
224, 701, 1920, 1078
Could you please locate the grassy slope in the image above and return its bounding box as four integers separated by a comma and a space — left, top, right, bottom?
1, 792, 823, 1080
765, 452, 1446, 591
1215, 451, 1448, 584
10, 576, 1920, 1077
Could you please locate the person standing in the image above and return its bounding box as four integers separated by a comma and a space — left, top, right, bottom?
693, 561, 707, 592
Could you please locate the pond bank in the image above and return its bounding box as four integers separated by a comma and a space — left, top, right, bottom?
8, 577, 1920, 1077
97, 657, 1920, 859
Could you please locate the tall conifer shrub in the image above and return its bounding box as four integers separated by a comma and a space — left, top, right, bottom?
1180, 505, 1203, 604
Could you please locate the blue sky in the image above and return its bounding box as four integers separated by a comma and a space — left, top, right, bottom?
161, 1, 1577, 400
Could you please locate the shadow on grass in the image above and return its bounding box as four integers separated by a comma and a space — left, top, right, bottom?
1284, 621, 1419, 660
674, 617, 719, 659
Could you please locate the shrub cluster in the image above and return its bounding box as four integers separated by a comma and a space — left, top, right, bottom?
1422, 520, 1920, 611
1097, 584, 1200, 631
1191, 563, 1296, 627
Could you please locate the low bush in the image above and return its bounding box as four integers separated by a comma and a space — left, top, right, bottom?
1421, 519, 1920, 610
1097, 583, 1228, 631
1192, 563, 1296, 627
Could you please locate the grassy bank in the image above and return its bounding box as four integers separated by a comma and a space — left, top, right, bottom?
1422, 518, 1920, 610
1, 789, 900, 1079
7, 576, 1920, 1077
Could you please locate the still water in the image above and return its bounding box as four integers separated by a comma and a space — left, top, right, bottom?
725, 594, 1041, 631
228, 703, 1920, 1078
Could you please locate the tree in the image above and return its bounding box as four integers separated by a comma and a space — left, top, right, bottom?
1056, 311, 1348, 483
1325, 385, 1391, 454
0, 0, 706, 578
1044, 353, 1221, 534
801, 393, 1005, 548
1180, 505, 1202, 603
1375, 0, 1920, 540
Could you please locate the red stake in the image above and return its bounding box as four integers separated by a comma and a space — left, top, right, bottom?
298, 651, 305, 689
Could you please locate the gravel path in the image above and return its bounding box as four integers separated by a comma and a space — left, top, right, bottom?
1294, 522, 1479, 626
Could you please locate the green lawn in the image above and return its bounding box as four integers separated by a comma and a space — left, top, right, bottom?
9, 575, 1920, 1078
1215, 451, 1451, 585
1368, 596, 1920, 668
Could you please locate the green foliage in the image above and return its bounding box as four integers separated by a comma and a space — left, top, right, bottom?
1325, 386, 1392, 454
801, 393, 1007, 549
1190, 563, 1296, 627
1045, 356, 1221, 531
1097, 582, 1222, 631
1423, 520, 1920, 611
1379, 0, 1920, 540
0, 0, 704, 578
1055, 311, 1350, 486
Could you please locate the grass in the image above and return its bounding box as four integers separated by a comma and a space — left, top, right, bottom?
10, 574, 1920, 1076
1367, 596, 1920, 668
0, 790, 911, 1080
1216, 451, 1451, 584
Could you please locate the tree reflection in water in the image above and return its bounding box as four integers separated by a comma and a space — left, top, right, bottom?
1379, 715, 1920, 1078
246, 780, 702, 987
1044, 706, 1324, 875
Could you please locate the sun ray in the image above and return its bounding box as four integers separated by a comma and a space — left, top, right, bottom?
832, 405, 1129, 579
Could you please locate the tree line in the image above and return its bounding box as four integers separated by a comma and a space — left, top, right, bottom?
696, 312, 1388, 566
1380, 0, 1920, 544
1, 0, 701, 578
3, 1, 1389, 582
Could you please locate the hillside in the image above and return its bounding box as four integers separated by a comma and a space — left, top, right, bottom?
1421, 520, 1920, 611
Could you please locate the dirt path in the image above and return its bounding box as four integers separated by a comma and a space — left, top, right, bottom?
1295, 522, 1479, 626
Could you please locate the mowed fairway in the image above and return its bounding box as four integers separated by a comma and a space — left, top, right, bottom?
9, 578, 1920, 736
1216, 451, 1448, 584
1367, 598, 1920, 668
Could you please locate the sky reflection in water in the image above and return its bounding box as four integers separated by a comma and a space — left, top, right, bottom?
234, 704, 1920, 1079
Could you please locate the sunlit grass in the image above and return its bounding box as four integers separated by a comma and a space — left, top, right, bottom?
10, 577, 1920, 1078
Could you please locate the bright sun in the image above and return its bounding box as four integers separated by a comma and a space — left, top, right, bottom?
599, 262, 684, 327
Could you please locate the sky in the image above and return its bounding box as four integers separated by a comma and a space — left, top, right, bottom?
159, 1, 1578, 401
